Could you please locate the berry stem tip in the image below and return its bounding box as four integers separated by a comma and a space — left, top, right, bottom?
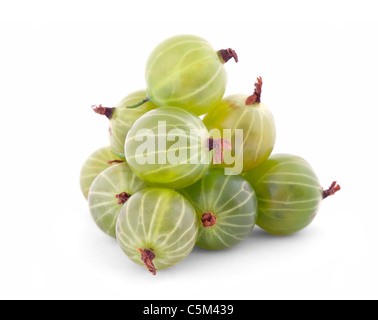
246, 77, 263, 105
218, 48, 239, 63
202, 212, 217, 227
91, 104, 114, 119
323, 181, 341, 199
115, 192, 131, 205
138, 249, 156, 275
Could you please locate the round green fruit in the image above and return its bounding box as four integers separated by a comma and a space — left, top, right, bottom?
88, 162, 148, 238
92, 90, 158, 158
125, 107, 211, 189
116, 188, 198, 275
180, 169, 257, 250
243, 154, 340, 236
132, 34, 238, 116
79, 146, 124, 199
203, 77, 276, 173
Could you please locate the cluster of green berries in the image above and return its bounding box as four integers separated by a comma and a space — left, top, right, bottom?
80, 35, 340, 275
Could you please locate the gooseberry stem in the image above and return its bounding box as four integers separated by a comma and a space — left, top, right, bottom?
208, 138, 232, 164
246, 77, 263, 105
92, 104, 114, 119
218, 48, 239, 63
138, 249, 156, 275
127, 97, 150, 109
202, 212, 217, 227
107, 160, 125, 165
322, 181, 341, 199
115, 192, 131, 205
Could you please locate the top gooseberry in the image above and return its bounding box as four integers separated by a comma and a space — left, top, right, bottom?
128, 34, 238, 116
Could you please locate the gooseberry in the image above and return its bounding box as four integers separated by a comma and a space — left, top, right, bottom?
128, 34, 238, 116
203, 77, 276, 173
116, 188, 198, 275
79, 146, 124, 199
243, 154, 340, 236
125, 107, 212, 189
180, 169, 257, 250
88, 162, 148, 238
92, 90, 157, 158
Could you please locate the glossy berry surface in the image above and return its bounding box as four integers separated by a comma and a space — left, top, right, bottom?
125, 107, 211, 189
180, 169, 257, 250
109, 90, 157, 158
145, 35, 235, 116
79, 146, 124, 199
88, 162, 148, 238
243, 154, 324, 236
116, 188, 198, 275
203, 78, 276, 172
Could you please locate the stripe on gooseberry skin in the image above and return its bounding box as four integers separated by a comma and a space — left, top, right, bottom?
152, 53, 215, 94
162, 64, 224, 104
138, 249, 156, 275
145, 38, 211, 80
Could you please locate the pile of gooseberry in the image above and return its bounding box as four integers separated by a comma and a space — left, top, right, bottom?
80, 34, 340, 275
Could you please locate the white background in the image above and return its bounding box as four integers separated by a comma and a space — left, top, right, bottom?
1, 0, 377, 300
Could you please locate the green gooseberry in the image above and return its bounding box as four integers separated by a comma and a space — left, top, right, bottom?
203, 77, 276, 173
128, 34, 238, 116
88, 162, 148, 238
243, 154, 340, 236
92, 90, 158, 158
79, 146, 124, 199
116, 188, 198, 275
125, 107, 212, 189
180, 169, 258, 250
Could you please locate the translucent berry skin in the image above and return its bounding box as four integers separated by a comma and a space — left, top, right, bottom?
88, 162, 148, 238
145, 35, 228, 116
243, 154, 323, 236
203, 94, 276, 172
125, 107, 211, 189
79, 146, 124, 199
116, 188, 198, 272
180, 169, 257, 250
110, 90, 157, 158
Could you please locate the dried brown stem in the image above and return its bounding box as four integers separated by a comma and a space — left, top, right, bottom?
138, 249, 156, 275
208, 138, 232, 164
201, 212, 217, 227
322, 181, 341, 199
126, 98, 150, 109
218, 48, 239, 63
107, 160, 125, 165
246, 77, 263, 105
92, 104, 114, 119
115, 192, 131, 205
